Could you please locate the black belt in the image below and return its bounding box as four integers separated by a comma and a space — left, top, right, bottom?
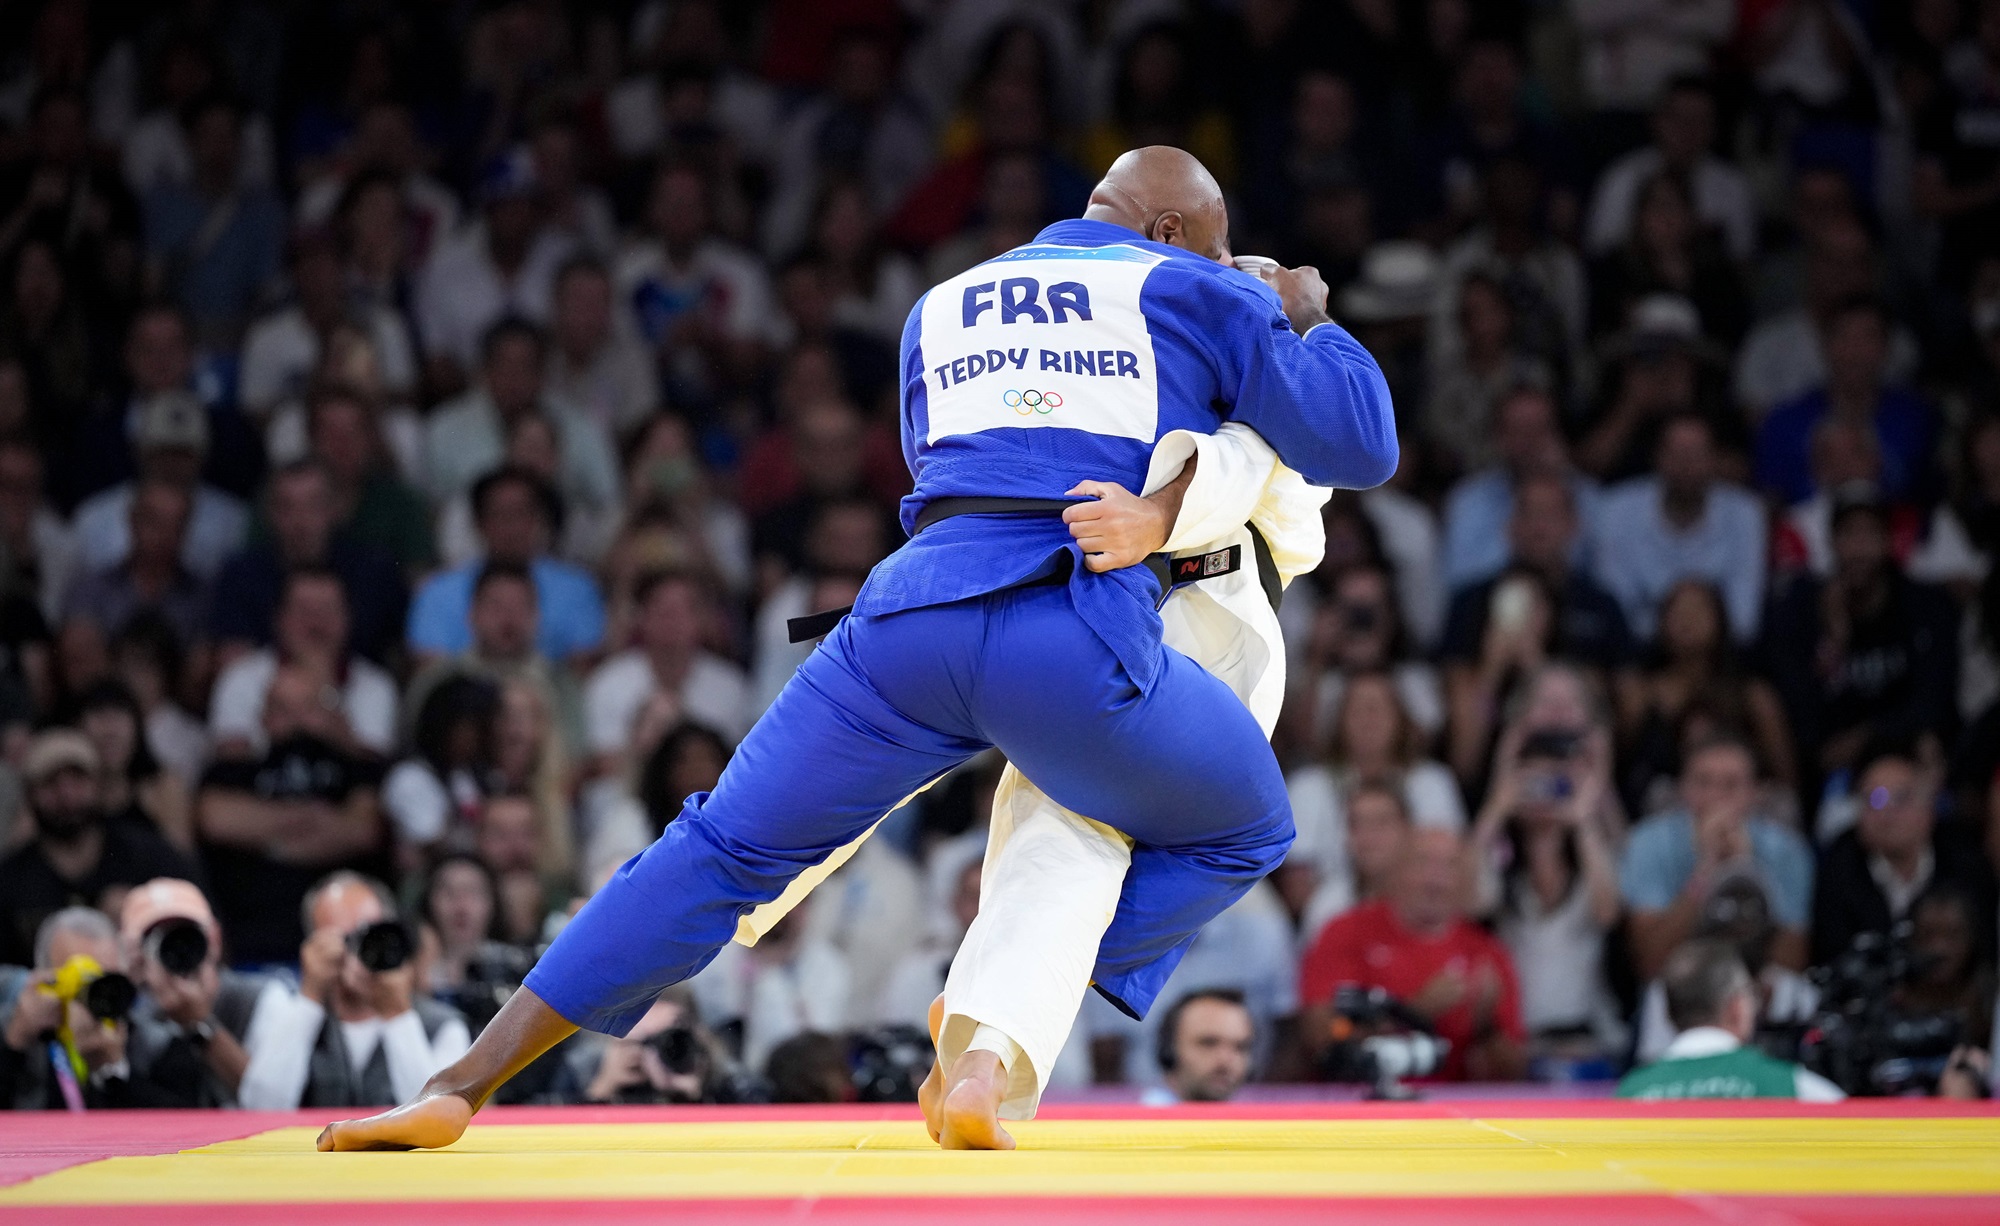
785, 496, 1270, 643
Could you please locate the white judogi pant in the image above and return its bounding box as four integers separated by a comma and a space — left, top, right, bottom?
740, 423, 1327, 1118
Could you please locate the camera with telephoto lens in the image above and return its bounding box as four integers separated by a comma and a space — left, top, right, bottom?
850, 1025, 935, 1103
1321, 984, 1451, 1101
1799, 925, 1963, 1096
47, 955, 136, 1022
347, 919, 415, 972
143, 917, 210, 977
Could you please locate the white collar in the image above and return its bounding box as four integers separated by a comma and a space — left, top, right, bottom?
1661, 1026, 1743, 1060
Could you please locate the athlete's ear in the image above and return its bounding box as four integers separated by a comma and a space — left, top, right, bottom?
1151, 210, 1184, 247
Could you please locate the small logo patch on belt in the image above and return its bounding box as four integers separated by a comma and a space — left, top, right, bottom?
1170, 544, 1242, 585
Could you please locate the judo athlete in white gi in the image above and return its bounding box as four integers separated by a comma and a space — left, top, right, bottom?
732, 413, 1326, 1145
317, 147, 1395, 1154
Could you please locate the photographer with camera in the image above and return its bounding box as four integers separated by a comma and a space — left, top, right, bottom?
1298, 828, 1528, 1082
1, 908, 135, 1109
117, 878, 266, 1107
237, 872, 468, 1109
552, 987, 753, 1105
1619, 939, 1845, 1101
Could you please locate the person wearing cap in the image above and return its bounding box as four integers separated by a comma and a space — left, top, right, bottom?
70, 384, 249, 580
1589, 412, 1767, 644
414, 146, 576, 392
119, 878, 271, 1108
0, 729, 199, 967
1763, 485, 1960, 809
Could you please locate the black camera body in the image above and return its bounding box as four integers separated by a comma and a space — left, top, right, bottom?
348, 920, 415, 973
143, 917, 211, 977
82, 971, 137, 1022
1800, 926, 1963, 1096
1320, 984, 1450, 1100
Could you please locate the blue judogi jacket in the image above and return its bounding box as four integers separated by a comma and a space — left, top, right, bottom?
852, 218, 1397, 684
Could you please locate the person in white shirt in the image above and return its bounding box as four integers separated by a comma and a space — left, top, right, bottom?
584, 570, 750, 769
1585, 78, 1757, 263
414, 153, 576, 386
543, 255, 659, 442
209, 569, 397, 759
237, 233, 417, 422
1571, 1, 1735, 116
238, 873, 470, 1110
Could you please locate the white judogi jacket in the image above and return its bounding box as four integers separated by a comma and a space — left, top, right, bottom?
740, 422, 1327, 1116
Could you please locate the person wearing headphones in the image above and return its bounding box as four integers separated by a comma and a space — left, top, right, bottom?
1146, 988, 1256, 1105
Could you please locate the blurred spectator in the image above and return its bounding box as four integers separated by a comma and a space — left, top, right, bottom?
805, 180, 922, 347
1734, 218, 1920, 418
120, 34, 274, 197
688, 900, 850, 1073
1620, 737, 1814, 983
0, 908, 136, 1109
1615, 939, 1843, 1101
1082, 22, 1236, 186
1441, 479, 1633, 781
142, 93, 285, 347
1413, 36, 1574, 237
1634, 873, 1818, 1064
382, 675, 502, 866
209, 459, 406, 666
0, 239, 100, 458
1584, 76, 1753, 261
77, 680, 193, 850
1777, 423, 1990, 596
1812, 743, 1996, 965
1298, 562, 1445, 742
1892, 883, 1998, 1086
923, 151, 1051, 284
0, 729, 198, 966
553, 988, 752, 1106
0, 86, 141, 334
1764, 489, 1960, 804
1297, 827, 1528, 1081
236, 872, 468, 1109
543, 256, 658, 444
237, 233, 416, 424
1589, 173, 1747, 346
1423, 270, 1552, 475
66, 475, 218, 667
1283, 672, 1464, 936
1468, 715, 1626, 1066
209, 568, 397, 760
1439, 385, 1597, 592
1575, 294, 1736, 482
1591, 413, 1767, 644
1756, 297, 1939, 506
304, 385, 435, 574
407, 470, 606, 666
424, 318, 621, 530
0, 436, 77, 625
295, 101, 459, 258
194, 665, 385, 965
474, 793, 564, 945
763, 27, 933, 261
585, 720, 730, 880
109, 613, 211, 788
584, 570, 748, 777
765, 1031, 852, 1104
118, 878, 265, 1108
415, 152, 574, 387
72, 390, 248, 581
527, 118, 615, 257
1149, 989, 1255, 1105
1618, 581, 1796, 818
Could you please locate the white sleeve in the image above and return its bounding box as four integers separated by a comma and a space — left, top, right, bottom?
379, 1010, 470, 1104
1144, 425, 1276, 552
237, 983, 324, 1110
382, 761, 449, 845
1794, 1067, 1847, 1103
208, 658, 267, 743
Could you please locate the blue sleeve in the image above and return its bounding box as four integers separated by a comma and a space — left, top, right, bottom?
1761, 826, 1815, 930
1158, 269, 1399, 489
1619, 821, 1679, 912
406, 572, 469, 655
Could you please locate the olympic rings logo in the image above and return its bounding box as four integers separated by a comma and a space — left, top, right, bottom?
1002, 389, 1063, 414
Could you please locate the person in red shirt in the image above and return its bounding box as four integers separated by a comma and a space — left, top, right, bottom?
1297, 827, 1529, 1081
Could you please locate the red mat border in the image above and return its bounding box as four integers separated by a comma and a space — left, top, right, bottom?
4, 1194, 1999, 1226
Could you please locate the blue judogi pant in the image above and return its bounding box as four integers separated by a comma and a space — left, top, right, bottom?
524, 582, 1294, 1037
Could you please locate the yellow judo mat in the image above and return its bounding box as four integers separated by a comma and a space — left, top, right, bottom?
2, 1104, 1996, 1225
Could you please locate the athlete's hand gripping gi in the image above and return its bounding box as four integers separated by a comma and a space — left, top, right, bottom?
316, 148, 1394, 1154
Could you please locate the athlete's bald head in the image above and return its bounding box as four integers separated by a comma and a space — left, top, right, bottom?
1083, 146, 1232, 264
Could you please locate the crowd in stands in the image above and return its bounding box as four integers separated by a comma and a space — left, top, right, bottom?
3, 0, 2000, 1108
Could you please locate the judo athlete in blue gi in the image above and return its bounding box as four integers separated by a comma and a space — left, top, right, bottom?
317, 147, 1396, 1154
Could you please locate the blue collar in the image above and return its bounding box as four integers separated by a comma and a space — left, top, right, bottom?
1029, 218, 1206, 265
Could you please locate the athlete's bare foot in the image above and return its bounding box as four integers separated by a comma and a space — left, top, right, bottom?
938, 1049, 1015, 1151
316, 1091, 474, 1152
919, 995, 946, 1143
